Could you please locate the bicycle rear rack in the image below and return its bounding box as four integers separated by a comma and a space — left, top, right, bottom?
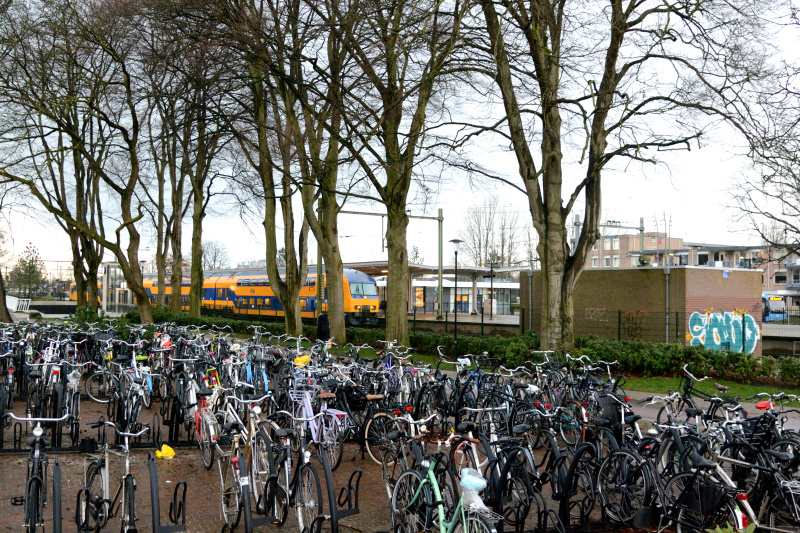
148, 452, 187, 533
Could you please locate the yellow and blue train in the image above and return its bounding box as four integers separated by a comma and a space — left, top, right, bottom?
71, 267, 381, 326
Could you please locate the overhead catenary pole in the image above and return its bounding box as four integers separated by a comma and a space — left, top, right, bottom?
437, 209, 443, 320
339, 209, 444, 318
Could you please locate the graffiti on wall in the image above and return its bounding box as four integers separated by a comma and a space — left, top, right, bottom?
686, 308, 760, 353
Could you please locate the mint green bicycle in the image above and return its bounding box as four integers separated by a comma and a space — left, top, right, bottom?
391, 452, 500, 533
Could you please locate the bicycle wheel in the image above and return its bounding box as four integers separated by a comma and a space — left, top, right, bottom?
596, 448, 650, 525
296, 463, 323, 533
664, 472, 739, 533
656, 396, 696, 425
719, 442, 763, 496
415, 386, 442, 434
559, 400, 585, 448
76, 461, 108, 532
392, 469, 432, 532
381, 445, 406, 500
85, 372, 117, 404
454, 513, 496, 533
565, 443, 598, 525
250, 429, 271, 510
317, 415, 345, 471
199, 414, 215, 470
766, 490, 799, 531
219, 453, 243, 528
25, 475, 42, 533
121, 474, 137, 532
365, 411, 396, 464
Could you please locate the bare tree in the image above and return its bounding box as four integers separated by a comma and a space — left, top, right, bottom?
202, 240, 229, 269
458, 197, 521, 266
476, 0, 774, 350
0, 0, 154, 320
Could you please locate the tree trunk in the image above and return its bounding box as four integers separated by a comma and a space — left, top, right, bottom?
170, 218, 183, 313
69, 234, 88, 309
323, 253, 346, 341
189, 189, 204, 316
0, 268, 13, 322
87, 271, 100, 314
385, 205, 410, 344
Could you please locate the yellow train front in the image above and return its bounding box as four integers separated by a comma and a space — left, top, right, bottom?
141, 267, 380, 326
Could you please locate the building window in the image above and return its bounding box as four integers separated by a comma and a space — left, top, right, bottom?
592, 242, 598, 251
604, 238, 611, 250
613, 256, 620, 267
613, 238, 619, 250
651, 237, 656, 243
604, 257, 611, 267
592, 257, 599, 267
775, 272, 787, 284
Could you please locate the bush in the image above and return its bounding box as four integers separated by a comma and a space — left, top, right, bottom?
573, 335, 800, 387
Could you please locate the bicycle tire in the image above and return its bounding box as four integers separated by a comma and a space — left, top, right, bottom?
596, 448, 650, 525
656, 396, 696, 425
76, 461, 108, 532
664, 472, 739, 533
250, 429, 271, 509
25, 475, 42, 533
454, 512, 497, 533
317, 415, 345, 471
121, 474, 137, 532
450, 440, 478, 471
559, 400, 586, 448
219, 452, 243, 528
296, 463, 323, 533
364, 411, 396, 464
85, 372, 117, 404
199, 414, 215, 470
392, 469, 433, 531
563, 442, 598, 525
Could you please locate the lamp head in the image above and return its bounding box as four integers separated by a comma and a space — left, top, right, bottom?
449, 238, 463, 254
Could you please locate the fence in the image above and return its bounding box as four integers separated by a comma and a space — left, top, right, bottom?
575, 309, 761, 353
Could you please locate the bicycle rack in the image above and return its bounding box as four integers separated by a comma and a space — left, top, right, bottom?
234, 451, 277, 533
337, 469, 362, 517
69, 420, 81, 447
53, 456, 62, 533
318, 444, 361, 533
148, 452, 187, 533
12, 421, 22, 448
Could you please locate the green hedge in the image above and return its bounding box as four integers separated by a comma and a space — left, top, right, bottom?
88, 307, 799, 387
573, 335, 800, 387
119, 307, 541, 362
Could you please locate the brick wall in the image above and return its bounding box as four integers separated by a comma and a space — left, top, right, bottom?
520, 266, 762, 354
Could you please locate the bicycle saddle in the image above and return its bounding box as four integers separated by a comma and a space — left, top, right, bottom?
196, 388, 214, 397
590, 417, 610, 426
688, 451, 716, 470
366, 394, 384, 401
317, 392, 336, 400
625, 414, 642, 424
765, 448, 794, 463
456, 421, 477, 434
386, 430, 405, 441
27, 370, 42, 379
274, 427, 296, 439
685, 408, 704, 417
511, 424, 530, 436
223, 421, 245, 433
714, 382, 729, 392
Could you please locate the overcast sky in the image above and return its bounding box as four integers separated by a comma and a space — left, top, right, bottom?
7, 129, 760, 276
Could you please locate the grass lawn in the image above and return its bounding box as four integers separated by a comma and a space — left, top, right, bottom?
624, 375, 800, 405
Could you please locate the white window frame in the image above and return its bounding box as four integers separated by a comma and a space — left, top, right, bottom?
604, 257, 611, 267
592, 257, 599, 268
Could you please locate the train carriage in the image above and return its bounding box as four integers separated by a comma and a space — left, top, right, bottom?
139, 267, 380, 326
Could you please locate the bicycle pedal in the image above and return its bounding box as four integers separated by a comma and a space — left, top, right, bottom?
10, 496, 24, 506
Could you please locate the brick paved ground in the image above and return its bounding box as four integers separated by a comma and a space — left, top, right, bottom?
0, 397, 628, 533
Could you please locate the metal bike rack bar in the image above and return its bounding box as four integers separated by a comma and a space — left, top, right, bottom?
148, 452, 187, 533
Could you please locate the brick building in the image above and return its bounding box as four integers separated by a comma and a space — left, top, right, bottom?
520, 266, 763, 354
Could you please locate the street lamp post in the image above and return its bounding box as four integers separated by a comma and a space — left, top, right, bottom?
489, 261, 495, 320
449, 239, 463, 356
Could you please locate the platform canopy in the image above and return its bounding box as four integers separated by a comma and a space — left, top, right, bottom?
342, 261, 525, 278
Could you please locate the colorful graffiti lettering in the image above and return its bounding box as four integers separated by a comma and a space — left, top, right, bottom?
686, 311, 760, 353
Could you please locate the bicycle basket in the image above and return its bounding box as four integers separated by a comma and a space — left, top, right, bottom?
699, 480, 730, 513
782, 480, 800, 522
345, 386, 368, 412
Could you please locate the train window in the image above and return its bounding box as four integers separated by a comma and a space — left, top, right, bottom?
217, 289, 224, 298
264, 298, 271, 309
248, 298, 254, 308
257, 298, 264, 308
306, 277, 315, 286
258, 279, 266, 286
300, 298, 307, 311
350, 283, 378, 296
